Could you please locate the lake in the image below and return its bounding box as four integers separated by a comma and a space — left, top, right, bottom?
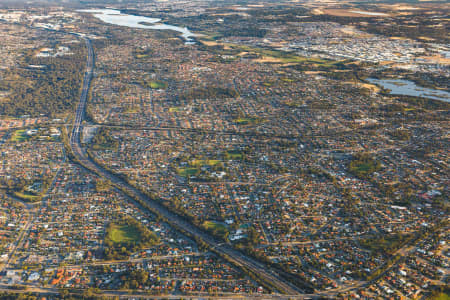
367, 78, 449, 102
78, 9, 195, 43
349, 10, 388, 16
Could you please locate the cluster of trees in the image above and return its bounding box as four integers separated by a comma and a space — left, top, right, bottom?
233, 225, 259, 248
178, 15, 268, 38
0, 176, 50, 201
309, 100, 336, 110
0, 293, 40, 300
220, 25, 267, 38
306, 167, 336, 182
427, 286, 450, 300
181, 86, 239, 101
233, 235, 315, 293
361, 17, 449, 44
348, 153, 382, 179
0, 290, 113, 300
389, 129, 411, 141
119, 269, 152, 290
380, 103, 406, 113
248, 7, 308, 22
307, 12, 449, 44
91, 128, 119, 151
0, 43, 86, 117
359, 233, 412, 256
95, 179, 111, 193
0, 176, 32, 191
409, 74, 449, 91
394, 95, 450, 111
132, 47, 154, 59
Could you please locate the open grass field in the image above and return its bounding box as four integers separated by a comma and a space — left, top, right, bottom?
199, 38, 340, 67
139, 79, 168, 90
353, 162, 373, 173
190, 159, 221, 167
177, 159, 223, 177
224, 150, 244, 160
197, 31, 222, 42
169, 107, 182, 113
203, 221, 227, 231
13, 191, 41, 202
230, 44, 336, 65
148, 81, 167, 89
104, 219, 159, 259
176, 167, 199, 177
202, 221, 229, 239
10, 129, 30, 142
108, 224, 141, 244
125, 106, 139, 113
432, 293, 450, 300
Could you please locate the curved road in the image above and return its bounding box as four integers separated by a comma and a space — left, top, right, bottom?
69, 35, 309, 296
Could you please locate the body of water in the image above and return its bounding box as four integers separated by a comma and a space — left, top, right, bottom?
78, 9, 195, 43
368, 78, 449, 102
349, 10, 388, 16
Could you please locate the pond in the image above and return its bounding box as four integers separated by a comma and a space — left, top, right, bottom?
367, 78, 449, 102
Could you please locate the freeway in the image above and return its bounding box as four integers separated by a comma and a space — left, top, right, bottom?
68, 35, 310, 296
70, 34, 94, 145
